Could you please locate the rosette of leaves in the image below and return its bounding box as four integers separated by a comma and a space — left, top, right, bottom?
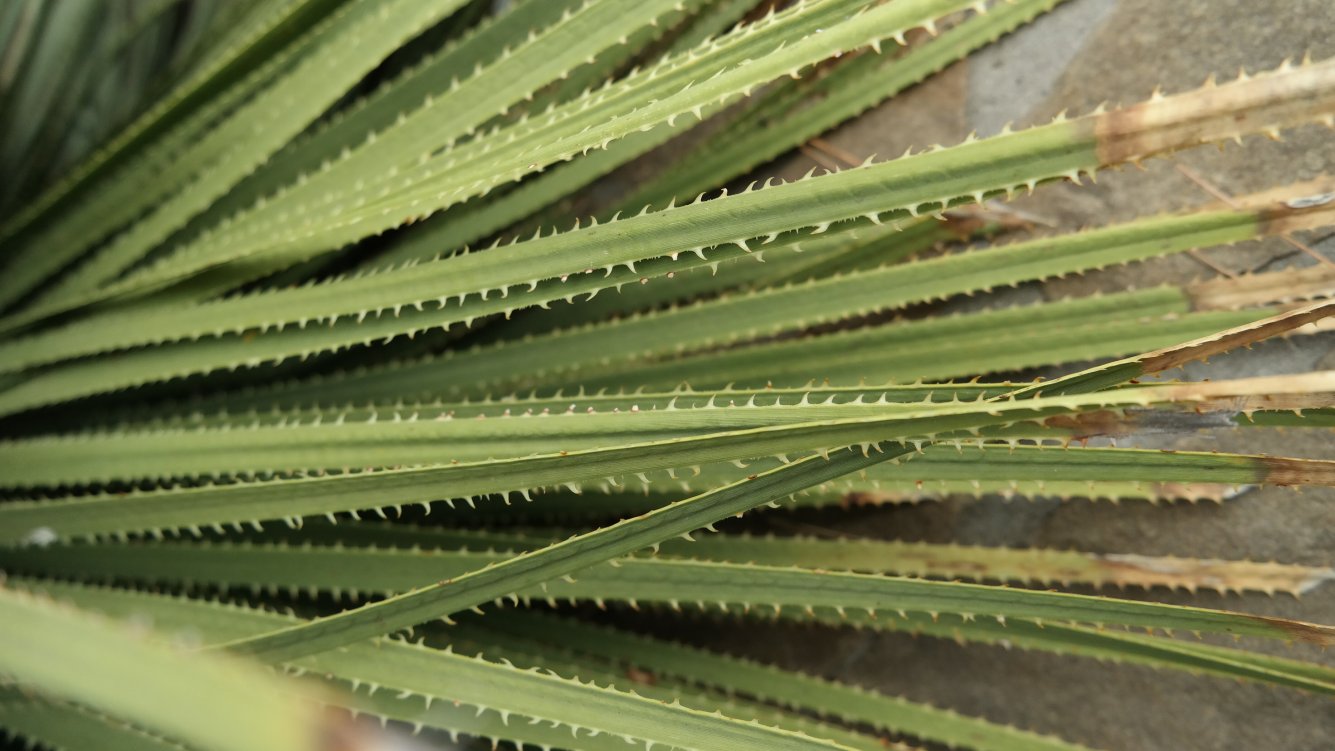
0, 2, 1332, 751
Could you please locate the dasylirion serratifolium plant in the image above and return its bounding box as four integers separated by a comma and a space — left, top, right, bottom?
0, 0, 1332, 749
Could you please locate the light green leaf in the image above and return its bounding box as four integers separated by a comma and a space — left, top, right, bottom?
0, 585, 316, 751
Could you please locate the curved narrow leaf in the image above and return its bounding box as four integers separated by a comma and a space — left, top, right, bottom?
10, 578, 857, 751
0, 585, 317, 751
